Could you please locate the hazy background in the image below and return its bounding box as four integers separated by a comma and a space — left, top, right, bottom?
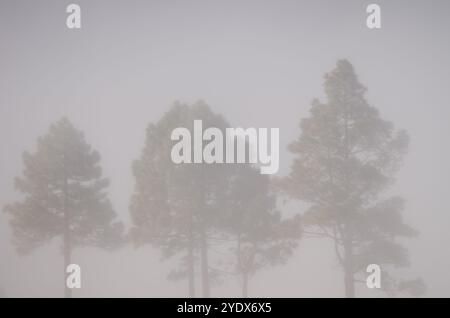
1, 0, 449, 297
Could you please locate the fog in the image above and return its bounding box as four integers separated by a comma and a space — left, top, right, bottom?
1, 0, 450, 297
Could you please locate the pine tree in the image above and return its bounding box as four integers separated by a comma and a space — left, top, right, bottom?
280, 60, 424, 297
4, 118, 123, 297
224, 166, 301, 297
130, 101, 233, 297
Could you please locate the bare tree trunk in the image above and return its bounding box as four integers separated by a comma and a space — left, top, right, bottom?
187, 226, 195, 298
199, 226, 210, 297
198, 167, 210, 298
343, 236, 355, 298
242, 271, 249, 298
63, 232, 72, 298
63, 176, 72, 298
237, 233, 249, 298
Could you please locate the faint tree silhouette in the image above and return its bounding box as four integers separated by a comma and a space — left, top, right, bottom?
223, 165, 301, 297
279, 60, 424, 297
130, 101, 234, 297
4, 118, 124, 297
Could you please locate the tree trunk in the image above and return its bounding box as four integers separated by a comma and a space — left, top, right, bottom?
63, 176, 72, 298
198, 167, 210, 298
343, 236, 355, 298
187, 227, 195, 298
242, 271, 249, 298
199, 226, 210, 297
342, 110, 355, 298
63, 232, 72, 298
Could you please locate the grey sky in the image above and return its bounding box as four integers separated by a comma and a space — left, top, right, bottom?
1, 0, 450, 297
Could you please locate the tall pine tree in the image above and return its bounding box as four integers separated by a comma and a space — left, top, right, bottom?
224, 165, 301, 297
131, 101, 302, 297
4, 118, 123, 297
130, 101, 233, 297
280, 60, 424, 297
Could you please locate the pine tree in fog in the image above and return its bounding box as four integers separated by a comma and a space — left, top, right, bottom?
130, 101, 300, 297
4, 118, 124, 298
223, 166, 301, 297
130, 101, 234, 297
279, 60, 424, 297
